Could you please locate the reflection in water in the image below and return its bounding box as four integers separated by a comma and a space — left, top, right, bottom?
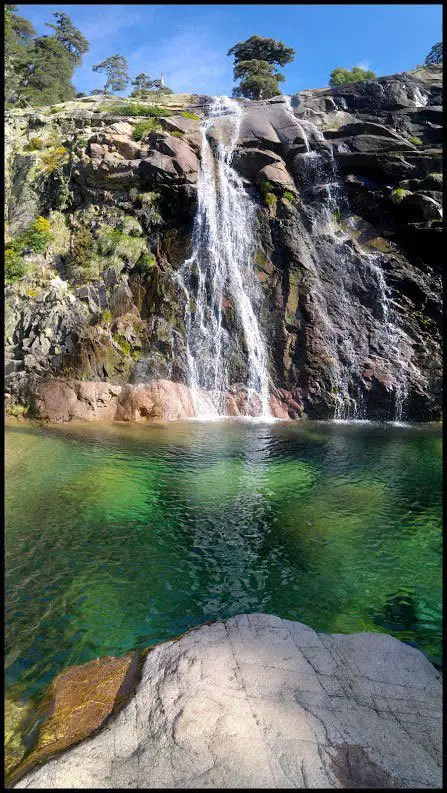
5, 419, 442, 702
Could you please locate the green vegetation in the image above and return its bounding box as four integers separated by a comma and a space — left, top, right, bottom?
425, 42, 442, 66
134, 250, 156, 276
329, 66, 377, 86
130, 72, 173, 98
181, 111, 200, 121
92, 54, 129, 94
26, 137, 44, 151
265, 192, 277, 209
133, 118, 161, 140
283, 191, 295, 203
65, 227, 97, 281
5, 7, 89, 107
102, 309, 112, 324
113, 333, 132, 355
409, 136, 423, 146
5, 216, 53, 282
391, 188, 412, 204
109, 103, 173, 117
171, 130, 184, 138
228, 35, 295, 99
39, 146, 68, 175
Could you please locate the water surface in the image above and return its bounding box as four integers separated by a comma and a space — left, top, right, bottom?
5, 419, 442, 702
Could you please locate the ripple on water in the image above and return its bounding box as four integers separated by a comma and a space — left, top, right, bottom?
5, 419, 442, 700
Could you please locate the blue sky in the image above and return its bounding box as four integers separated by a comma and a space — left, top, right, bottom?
17, 4, 442, 96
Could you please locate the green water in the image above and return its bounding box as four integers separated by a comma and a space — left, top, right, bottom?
5, 419, 442, 701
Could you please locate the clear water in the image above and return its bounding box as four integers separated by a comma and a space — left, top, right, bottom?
5, 420, 442, 705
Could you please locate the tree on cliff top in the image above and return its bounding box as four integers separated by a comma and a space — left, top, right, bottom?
329, 66, 376, 87
19, 36, 77, 106
92, 55, 130, 94
228, 34, 294, 100
5, 4, 35, 104
424, 42, 442, 66
45, 11, 90, 66
130, 73, 173, 99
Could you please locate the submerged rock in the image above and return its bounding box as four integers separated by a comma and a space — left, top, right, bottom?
12, 614, 442, 788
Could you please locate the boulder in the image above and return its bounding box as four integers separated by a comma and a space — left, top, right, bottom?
257, 163, 297, 192
13, 614, 442, 789
232, 148, 282, 180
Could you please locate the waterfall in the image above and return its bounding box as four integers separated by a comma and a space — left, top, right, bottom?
176, 97, 271, 420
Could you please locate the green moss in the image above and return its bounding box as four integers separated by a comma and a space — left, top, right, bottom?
283, 191, 296, 203
26, 137, 44, 151
259, 180, 273, 200
171, 130, 184, 138
115, 234, 146, 265
391, 188, 412, 204
39, 146, 68, 175
265, 192, 277, 208
102, 309, 112, 324
49, 106, 63, 114
409, 136, 423, 146
133, 118, 161, 140
108, 103, 173, 118
112, 333, 132, 355
181, 111, 200, 121
116, 215, 143, 236
134, 250, 156, 276
97, 226, 123, 256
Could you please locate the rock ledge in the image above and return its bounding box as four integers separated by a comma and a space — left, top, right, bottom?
14, 614, 442, 789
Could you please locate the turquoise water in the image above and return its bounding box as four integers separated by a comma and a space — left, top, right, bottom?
5, 419, 442, 702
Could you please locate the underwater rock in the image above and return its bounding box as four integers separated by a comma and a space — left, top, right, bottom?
12, 614, 442, 789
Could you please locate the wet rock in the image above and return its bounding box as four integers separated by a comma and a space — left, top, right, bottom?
8, 653, 140, 787
13, 614, 442, 789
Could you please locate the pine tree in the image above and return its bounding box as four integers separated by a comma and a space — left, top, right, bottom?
45, 11, 89, 66
92, 55, 130, 94
424, 42, 442, 66
5, 4, 35, 105
19, 36, 77, 106
228, 35, 294, 100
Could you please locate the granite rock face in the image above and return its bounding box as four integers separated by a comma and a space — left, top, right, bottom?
4, 70, 442, 421
14, 614, 442, 789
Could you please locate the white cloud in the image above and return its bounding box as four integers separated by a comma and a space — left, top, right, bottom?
128, 25, 232, 95
80, 8, 146, 41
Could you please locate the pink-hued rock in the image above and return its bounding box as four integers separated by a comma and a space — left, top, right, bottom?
30, 379, 304, 422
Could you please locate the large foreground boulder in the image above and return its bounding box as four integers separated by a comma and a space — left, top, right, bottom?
13, 614, 442, 788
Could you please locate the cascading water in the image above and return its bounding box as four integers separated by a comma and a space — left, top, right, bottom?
176, 97, 271, 420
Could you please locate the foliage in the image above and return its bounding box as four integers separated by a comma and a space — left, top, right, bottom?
130, 73, 173, 98
329, 66, 377, 86
232, 59, 285, 99
181, 111, 200, 120
228, 35, 295, 67
113, 333, 132, 355
97, 226, 122, 255
66, 227, 96, 281
133, 118, 161, 140
134, 250, 156, 276
92, 54, 130, 94
4, 4, 35, 105
391, 188, 412, 204
258, 180, 273, 200
425, 42, 442, 66
102, 309, 112, 324
45, 12, 89, 66
21, 216, 53, 253
19, 36, 77, 106
171, 130, 184, 138
283, 191, 295, 203
109, 103, 173, 117
409, 136, 423, 146
26, 137, 44, 151
264, 192, 277, 208
39, 146, 68, 175
228, 35, 294, 100
5, 247, 27, 283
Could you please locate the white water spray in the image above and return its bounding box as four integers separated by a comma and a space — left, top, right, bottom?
177, 97, 271, 420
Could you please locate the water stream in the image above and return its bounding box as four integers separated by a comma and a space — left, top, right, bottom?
176, 97, 271, 419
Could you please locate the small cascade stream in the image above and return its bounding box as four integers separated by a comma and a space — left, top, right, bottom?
177, 97, 271, 420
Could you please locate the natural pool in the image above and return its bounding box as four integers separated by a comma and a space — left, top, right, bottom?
5, 419, 442, 706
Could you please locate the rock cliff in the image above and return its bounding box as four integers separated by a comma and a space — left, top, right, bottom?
4, 68, 442, 421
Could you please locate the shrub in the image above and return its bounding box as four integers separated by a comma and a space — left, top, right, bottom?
409, 136, 423, 146
133, 119, 160, 140
391, 188, 412, 204
171, 130, 184, 138
22, 216, 53, 253
26, 137, 44, 151
39, 146, 68, 174
265, 192, 277, 208
259, 180, 273, 200
113, 333, 131, 355
116, 215, 143, 236
283, 191, 295, 203
134, 250, 156, 276
181, 111, 200, 121
102, 309, 112, 324
65, 227, 98, 281
5, 247, 27, 283
49, 106, 63, 114
97, 226, 122, 255
108, 103, 173, 118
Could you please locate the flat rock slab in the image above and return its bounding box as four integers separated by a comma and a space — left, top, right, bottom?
14, 614, 442, 788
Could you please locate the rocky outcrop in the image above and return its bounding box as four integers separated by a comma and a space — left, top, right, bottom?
29, 378, 298, 421
4, 69, 442, 422
12, 614, 442, 788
